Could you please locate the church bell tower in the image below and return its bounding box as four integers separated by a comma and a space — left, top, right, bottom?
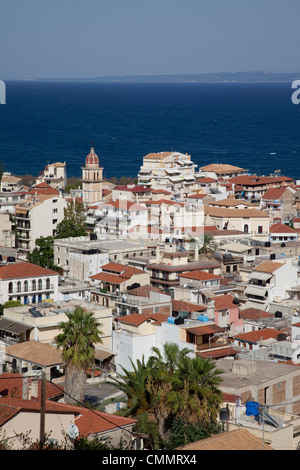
81, 147, 104, 204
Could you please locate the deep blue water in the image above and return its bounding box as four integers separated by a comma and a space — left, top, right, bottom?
0, 81, 300, 180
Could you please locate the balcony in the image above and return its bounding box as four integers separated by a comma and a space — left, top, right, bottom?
8, 284, 54, 295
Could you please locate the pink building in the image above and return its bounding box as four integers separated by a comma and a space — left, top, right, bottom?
212, 294, 243, 334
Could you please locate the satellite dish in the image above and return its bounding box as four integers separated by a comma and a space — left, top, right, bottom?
68, 423, 79, 439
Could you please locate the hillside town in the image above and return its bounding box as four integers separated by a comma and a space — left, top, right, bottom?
1, 147, 300, 450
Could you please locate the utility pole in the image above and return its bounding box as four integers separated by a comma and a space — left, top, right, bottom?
40, 368, 46, 448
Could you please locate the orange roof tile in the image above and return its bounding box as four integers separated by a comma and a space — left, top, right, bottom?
179, 271, 222, 281
0, 262, 58, 280
212, 294, 236, 310
262, 187, 292, 200
233, 328, 284, 343
171, 300, 207, 313
253, 261, 284, 273
177, 429, 273, 450
5, 341, 64, 367
270, 223, 297, 234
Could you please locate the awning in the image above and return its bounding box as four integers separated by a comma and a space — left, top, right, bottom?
186, 324, 224, 336
248, 272, 272, 281
0, 318, 28, 335
200, 289, 214, 299
94, 348, 115, 362
245, 286, 268, 297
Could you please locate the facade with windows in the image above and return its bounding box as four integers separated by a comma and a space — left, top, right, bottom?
0, 262, 59, 305
15, 194, 66, 253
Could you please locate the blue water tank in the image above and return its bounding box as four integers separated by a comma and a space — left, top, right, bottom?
167, 316, 176, 324
245, 401, 260, 417
198, 314, 209, 322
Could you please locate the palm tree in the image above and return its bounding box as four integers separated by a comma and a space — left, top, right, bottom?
199, 234, 216, 254
56, 307, 103, 405
175, 355, 223, 425
108, 357, 153, 417
107, 357, 161, 449
108, 344, 223, 447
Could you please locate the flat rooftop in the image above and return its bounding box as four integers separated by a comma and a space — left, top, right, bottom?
54, 236, 158, 252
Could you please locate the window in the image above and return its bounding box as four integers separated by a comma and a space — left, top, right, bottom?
53, 208, 58, 213
38, 279, 42, 290
8, 282, 13, 293
46, 278, 50, 289
258, 226, 263, 234
24, 280, 28, 291
17, 281, 21, 292
32, 280, 36, 291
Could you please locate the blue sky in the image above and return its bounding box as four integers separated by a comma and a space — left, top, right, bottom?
1, 0, 299, 79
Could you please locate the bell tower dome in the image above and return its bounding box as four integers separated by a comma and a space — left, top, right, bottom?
81, 147, 104, 204
85, 147, 99, 168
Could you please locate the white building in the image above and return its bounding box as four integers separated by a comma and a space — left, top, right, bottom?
244, 260, 299, 309
14, 194, 67, 253
0, 262, 59, 305
36, 162, 67, 190
93, 200, 148, 237
137, 151, 198, 196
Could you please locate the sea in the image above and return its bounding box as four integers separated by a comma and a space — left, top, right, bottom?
0, 80, 300, 180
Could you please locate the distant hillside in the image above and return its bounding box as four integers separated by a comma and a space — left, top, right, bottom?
33, 70, 300, 83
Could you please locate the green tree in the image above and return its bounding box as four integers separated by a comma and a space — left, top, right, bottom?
163, 418, 221, 450
56, 307, 103, 405
199, 234, 216, 254
55, 199, 87, 239
175, 355, 223, 426
27, 236, 60, 271
64, 178, 82, 194
108, 343, 223, 448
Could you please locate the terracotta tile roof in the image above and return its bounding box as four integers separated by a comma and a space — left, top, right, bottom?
177, 429, 273, 450
186, 193, 209, 199
113, 185, 151, 193
262, 187, 291, 200
150, 189, 171, 194
101, 262, 129, 273
28, 182, 59, 196
199, 347, 239, 359
0, 372, 63, 400
143, 152, 174, 160
270, 223, 297, 234
186, 323, 224, 336
239, 308, 273, 319
197, 177, 217, 183
0, 262, 58, 280
228, 175, 293, 186
129, 284, 162, 297
212, 294, 236, 310
90, 264, 145, 284
199, 164, 247, 174
179, 271, 222, 281
171, 300, 207, 313
89, 272, 125, 284
0, 396, 80, 415
0, 402, 20, 426
5, 341, 64, 367
205, 206, 268, 218
253, 260, 284, 273
75, 408, 136, 437
118, 312, 169, 326
222, 393, 241, 403
233, 328, 284, 343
